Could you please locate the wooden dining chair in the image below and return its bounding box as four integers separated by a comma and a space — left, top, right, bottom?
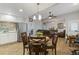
45, 33, 58, 55
21, 32, 29, 55
28, 36, 46, 55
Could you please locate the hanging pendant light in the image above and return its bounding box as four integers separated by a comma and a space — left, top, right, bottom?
33, 3, 42, 21
38, 14, 42, 20
37, 3, 42, 21
33, 15, 36, 20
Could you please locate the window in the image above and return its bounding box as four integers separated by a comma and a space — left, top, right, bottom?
71, 23, 78, 31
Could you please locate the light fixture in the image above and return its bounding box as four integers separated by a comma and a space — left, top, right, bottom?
48, 11, 56, 19
19, 9, 23, 12
32, 3, 42, 21
38, 14, 42, 20
49, 12, 52, 19
33, 15, 36, 20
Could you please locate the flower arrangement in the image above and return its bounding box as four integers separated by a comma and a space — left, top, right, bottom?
36, 32, 43, 37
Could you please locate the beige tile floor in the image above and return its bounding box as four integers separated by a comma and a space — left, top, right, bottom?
0, 38, 75, 55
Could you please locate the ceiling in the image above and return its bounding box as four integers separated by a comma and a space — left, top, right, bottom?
0, 3, 55, 18
0, 3, 79, 20
38, 3, 79, 19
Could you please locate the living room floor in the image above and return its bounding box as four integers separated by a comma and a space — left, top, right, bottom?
0, 38, 75, 55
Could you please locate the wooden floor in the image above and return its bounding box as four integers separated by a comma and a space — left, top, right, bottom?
0, 38, 75, 55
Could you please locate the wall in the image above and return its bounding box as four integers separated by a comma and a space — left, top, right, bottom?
27, 20, 43, 36
63, 11, 79, 35
43, 11, 79, 35
16, 23, 28, 42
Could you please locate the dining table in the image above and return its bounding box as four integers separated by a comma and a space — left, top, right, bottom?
28, 36, 50, 55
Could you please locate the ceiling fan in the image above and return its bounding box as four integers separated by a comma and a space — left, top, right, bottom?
48, 11, 56, 19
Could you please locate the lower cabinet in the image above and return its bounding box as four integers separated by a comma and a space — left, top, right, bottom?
0, 32, 17, 45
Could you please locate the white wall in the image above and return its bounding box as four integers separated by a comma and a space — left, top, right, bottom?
63, 11, 79, 35
43, 11, 79, 35
18, 23, 27, 32
27, 20, 43, 36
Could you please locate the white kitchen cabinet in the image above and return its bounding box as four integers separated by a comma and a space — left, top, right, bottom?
0, 32, 17, 45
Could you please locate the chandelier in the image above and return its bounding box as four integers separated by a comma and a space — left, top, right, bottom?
33, 3, 42, 21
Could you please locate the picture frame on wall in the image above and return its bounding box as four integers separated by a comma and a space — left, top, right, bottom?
57, 23, 64, 29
